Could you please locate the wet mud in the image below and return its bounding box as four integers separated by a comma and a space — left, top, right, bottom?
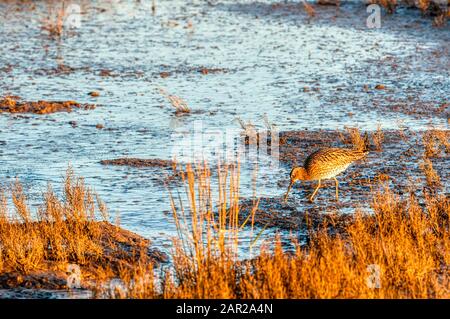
0, 0, 448, 271
0, 221, 167, 295
0, 96, 95, 114
238, 128, 449, 233
100, 158, 177, 168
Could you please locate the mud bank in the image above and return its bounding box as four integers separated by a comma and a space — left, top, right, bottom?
0, 221, 167, 298
0, 96, 95, 114
100, 158, 177, 168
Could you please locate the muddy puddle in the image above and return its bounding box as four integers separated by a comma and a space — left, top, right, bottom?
0, 0, 449, 273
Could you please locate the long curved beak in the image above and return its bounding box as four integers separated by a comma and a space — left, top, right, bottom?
284, 180, 294, 202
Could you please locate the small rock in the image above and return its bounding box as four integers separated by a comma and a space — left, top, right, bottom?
99, 69, 113, 77
160, 72, 171, 78
88, 91, 100, 97
198, 68, 227, 75
69, 121, 77, 128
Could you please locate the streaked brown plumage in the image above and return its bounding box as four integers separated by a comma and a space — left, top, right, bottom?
284, 148, 368, 202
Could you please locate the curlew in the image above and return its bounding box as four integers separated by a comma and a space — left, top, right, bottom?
284, 148, 368, 202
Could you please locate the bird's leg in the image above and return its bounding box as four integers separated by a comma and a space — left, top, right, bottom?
309, 180, 321, 202
333, 177, 339, 201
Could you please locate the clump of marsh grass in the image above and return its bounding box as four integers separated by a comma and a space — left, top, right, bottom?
338, 127, 369, 151
368, 0, 448, 25
100, 161, 261, 298
41, 3, 66, 38
422, 129, 450, 158
159, 88, 191, 114
0, 168, 162, 291
301, 0, 316, 17
420, 158, 442, 189
236, 117, 257, 136
0, 170, 107, 274
372, 124, 385, 152
369, 0, 398, 14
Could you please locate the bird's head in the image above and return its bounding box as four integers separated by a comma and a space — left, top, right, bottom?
290, 167, 308, 182
284, 167, 308, 202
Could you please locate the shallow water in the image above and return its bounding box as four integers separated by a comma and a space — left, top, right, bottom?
0, 288, 92, 299
0, 0, 448, 254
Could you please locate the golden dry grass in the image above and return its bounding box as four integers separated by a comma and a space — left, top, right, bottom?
338, 127, 369, 151
0, 168, 160, 292
2, 139, 448, 298
161, 170, 448, 298
302, 1, 316, 17
423, 129, 450, 158
0, 170, 107, 274
420, 158, 442, 189
103, 151, 449, 299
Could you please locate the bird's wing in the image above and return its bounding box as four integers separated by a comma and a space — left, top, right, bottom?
304, 148, 364, 171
